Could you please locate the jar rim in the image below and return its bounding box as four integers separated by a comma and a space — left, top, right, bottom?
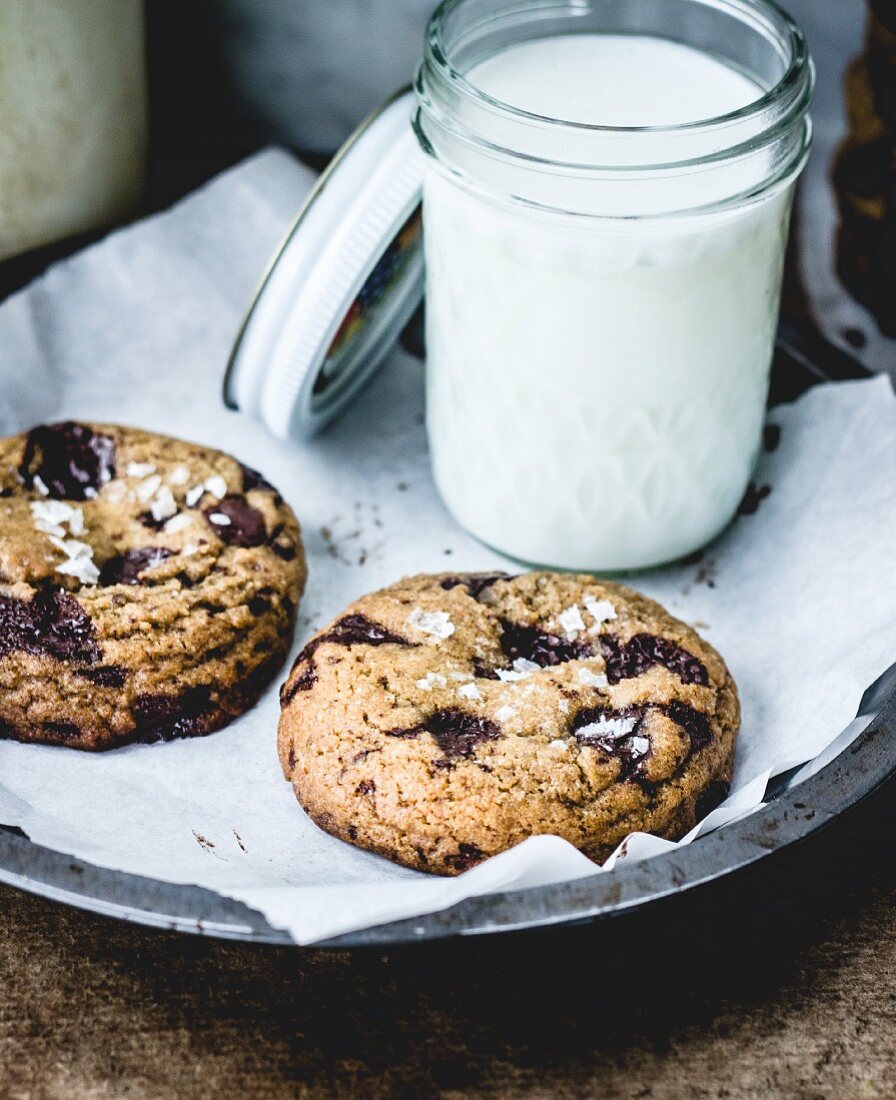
424, 0, 811, 138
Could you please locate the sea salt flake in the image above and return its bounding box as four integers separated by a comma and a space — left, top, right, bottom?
496, 657, 539, 682
186, 485, 205, 507
126, 461, 156, 478
416, 671, 447, 691
136, 474, 162, 503
168, 465, 190, 486
181, 543, 199, 557
204, 475, 228, 500
558, 604, 586, 637
150, 486, 178, 523
83, 487, 98, 500
30, 500, 75, 525
48, 535, 93, 560
558, 698, 570, 713
495, 706, 517, 722
584, 598, 618, 632
56, 556, 100, 584
577, 667, 609, 688
548, 739, 568, 751
32, 475, 50, 496
456, 682, 481, 701
576, 715, 638, 741
407, 608, 455, 640
208, 512, 231, 526
34, 520, 66, 538
629, 736, 650, 756
67, 508, 86, 536
103, 481, 126, 503
164, 513, 193, 534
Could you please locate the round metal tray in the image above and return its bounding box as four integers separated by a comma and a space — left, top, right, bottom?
0, 340, 886, 949
2, 679, 893, 949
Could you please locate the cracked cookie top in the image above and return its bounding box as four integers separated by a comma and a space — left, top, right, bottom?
278, 571, 739, 875
0, 421, 305, 749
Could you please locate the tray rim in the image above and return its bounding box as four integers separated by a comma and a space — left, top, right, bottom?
2, 685, 894, 949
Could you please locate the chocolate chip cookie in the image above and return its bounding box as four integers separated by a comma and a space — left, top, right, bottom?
278, 572, 738, 875
0, 421, 305, 749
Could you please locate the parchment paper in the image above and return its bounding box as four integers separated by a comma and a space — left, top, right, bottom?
0, 151, 894, 945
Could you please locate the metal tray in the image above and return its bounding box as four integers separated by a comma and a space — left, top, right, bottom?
0, 335, 890, 949
1, 670, 894, 948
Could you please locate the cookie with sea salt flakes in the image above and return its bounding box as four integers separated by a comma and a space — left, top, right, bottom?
0, 421, 305, 750
278, 572, 739, 875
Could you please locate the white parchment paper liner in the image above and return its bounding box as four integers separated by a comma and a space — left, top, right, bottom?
0, 151, 894, 945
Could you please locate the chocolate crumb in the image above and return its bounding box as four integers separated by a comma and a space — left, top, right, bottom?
737, 482, 772, 516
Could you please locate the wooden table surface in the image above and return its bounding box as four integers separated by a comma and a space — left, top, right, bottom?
2, 778, 894, 1100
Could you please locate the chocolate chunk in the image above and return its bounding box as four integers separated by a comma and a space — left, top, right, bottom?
19, 422, 115, 500
446, 842, 485, 872
388, 707, 501, 762
132, 685, 214, 742
472, 656, 501, 680
42, 721, 81, 741
762, 424, 781, 453
600, 634, 708, 686
351, 747, 380, 765
267, 523, 297, 560
137, 511, 166, 531
736, 482, 772, 517
500, 618, 592, 668
76, 664, 126, 688
240, 463, 276, 493
281, 614, 412, 706
695, 779, 731, 820
281, 663, 318, 704
439, 573, 510, 599
270, 539, 297, 561
99, 547, 174, 586
0, 589, 100, 664
664, 700, 713, 751
573, 704, 645, 740
204, 494, 267, 547
355, 779, 376, 796
572, 705, 651, 777
248, 594, 271, 616
573, 700, 714, 778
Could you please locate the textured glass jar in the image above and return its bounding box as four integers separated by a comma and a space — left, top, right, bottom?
414, 0, 813, 571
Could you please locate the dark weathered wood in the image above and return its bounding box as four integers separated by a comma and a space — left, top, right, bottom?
1, 778, 893, 1099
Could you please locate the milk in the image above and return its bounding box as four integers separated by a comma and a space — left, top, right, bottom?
423, 34, 794, 570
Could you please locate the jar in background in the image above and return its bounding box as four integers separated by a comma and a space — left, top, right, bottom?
0, 0, 146, 263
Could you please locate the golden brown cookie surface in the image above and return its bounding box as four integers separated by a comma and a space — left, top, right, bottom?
278, 572, 739, 875
0, 421, 305, 749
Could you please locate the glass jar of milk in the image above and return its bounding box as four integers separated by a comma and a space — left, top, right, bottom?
414, 0, 813, 571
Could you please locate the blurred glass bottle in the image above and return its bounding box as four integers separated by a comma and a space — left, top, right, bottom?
0, 0, 147, 263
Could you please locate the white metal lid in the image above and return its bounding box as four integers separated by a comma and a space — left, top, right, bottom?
224, 89, 423, 439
